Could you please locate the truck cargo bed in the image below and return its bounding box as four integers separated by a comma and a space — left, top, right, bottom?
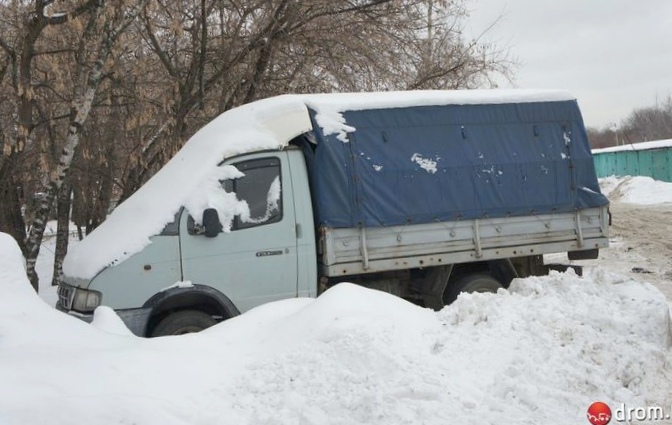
320, 206, 609, 276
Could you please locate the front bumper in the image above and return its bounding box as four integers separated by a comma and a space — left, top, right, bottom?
56, 303, 94, 323
56, 303, 152, 337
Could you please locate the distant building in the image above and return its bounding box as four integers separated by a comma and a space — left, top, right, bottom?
592, 139, 672, 182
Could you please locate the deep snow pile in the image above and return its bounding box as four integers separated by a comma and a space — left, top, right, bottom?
600, 175, 672, 205
2, 233, 671, 425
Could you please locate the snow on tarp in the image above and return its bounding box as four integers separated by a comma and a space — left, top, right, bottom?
303, 99, 609, 227
2, 230, 672, 424
63, 89, 585, 279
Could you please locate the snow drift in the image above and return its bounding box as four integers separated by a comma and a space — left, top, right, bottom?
2, 231, 672, 424
600, 175, 672, 205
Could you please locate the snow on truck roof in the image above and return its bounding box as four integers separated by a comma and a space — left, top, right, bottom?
63, 89, 577, 279
303, 89, 574, 107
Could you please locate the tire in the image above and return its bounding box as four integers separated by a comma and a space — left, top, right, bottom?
442, 273, 503, 305
151, 310, 217, 337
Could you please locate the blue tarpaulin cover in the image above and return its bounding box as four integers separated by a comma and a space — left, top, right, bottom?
301, 100, 609, 228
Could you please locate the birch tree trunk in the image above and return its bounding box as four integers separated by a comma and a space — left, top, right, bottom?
23, 0, 150, 291
51, 183, 72, 286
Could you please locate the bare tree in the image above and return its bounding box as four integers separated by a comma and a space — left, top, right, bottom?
0, 0, 101, 260
586, 127, 617, 149
586, 96, 672, 149
621, 97, 672, 143
118, 0, 513, 201
1, 0, 514, 291
0, 0, 150, 290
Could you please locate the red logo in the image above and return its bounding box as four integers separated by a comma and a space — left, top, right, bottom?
587, 402, 612, 425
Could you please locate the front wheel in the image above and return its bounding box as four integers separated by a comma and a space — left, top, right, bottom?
151, 310, 217, 337
442, 273, 503, 305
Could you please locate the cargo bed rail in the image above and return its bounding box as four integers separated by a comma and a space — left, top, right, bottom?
319, 206, 609, 276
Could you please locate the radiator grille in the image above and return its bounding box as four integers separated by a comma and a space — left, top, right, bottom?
57, 284, 74, 310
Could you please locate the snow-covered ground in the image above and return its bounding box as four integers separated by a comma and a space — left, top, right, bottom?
599, 175, 672, 205
1, 175, 671, 424
548, 175, 672, 303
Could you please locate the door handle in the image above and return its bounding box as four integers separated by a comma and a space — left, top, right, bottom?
256, 250, 284, 257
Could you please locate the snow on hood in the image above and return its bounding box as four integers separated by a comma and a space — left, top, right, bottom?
63, 89, 576, 280
2, 232, 672, 424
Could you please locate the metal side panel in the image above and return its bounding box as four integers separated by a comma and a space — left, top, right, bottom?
320, 206, 609, 276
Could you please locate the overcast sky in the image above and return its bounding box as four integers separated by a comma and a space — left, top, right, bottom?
467, 0, 672, 129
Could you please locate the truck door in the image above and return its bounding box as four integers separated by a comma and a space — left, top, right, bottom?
179, 152, 299, 312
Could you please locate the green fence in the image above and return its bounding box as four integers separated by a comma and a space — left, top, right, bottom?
592, 147, 672, 182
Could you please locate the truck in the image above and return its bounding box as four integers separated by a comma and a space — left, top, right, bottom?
57, 90, 610, 336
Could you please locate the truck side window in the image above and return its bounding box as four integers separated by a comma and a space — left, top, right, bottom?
226, 157, 283, 230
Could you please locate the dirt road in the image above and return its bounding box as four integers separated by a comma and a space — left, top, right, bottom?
602, 202, 672, 299
543, 198, 672, 302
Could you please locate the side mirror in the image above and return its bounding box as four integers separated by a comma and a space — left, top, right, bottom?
202, 208, 222, 237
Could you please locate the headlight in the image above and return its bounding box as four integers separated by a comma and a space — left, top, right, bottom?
71, 288, 102, 313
